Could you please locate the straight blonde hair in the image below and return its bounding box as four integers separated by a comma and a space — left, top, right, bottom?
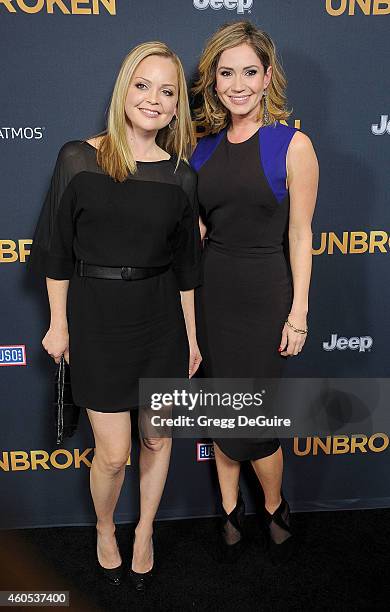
95, 42, 195, 182
192, 22, 291, 134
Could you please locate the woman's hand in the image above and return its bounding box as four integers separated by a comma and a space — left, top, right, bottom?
279, 313, 308, 357
42, 325, 69, 364
189, 339, 202, 378
199, 217, 207, 241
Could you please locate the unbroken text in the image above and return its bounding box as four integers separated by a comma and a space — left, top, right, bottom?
0, 0, 116, 14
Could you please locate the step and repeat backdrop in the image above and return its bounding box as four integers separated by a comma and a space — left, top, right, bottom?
1, 0, 390, 529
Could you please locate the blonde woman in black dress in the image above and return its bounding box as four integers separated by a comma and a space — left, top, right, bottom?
191, 22, 319, 563
29, 42, 202, 591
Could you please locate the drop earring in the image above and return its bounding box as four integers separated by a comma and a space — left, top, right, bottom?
168, 115, 177, 131
263, 89, 270, 126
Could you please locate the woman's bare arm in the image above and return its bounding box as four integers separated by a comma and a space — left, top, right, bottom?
280, 131, 319, 357
42, 278, 70, 363
180, 289, 202, 377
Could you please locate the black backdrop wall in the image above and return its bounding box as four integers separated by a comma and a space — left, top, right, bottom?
1, 0, 390, 529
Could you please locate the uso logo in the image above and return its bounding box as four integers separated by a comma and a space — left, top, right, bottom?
197, 441, 215, 461
0, 345, 26, 366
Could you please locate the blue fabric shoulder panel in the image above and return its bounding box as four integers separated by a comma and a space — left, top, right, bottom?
190, 129, 226, 172
259, 123, 298, 203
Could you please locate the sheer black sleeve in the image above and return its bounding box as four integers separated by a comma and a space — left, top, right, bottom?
172, 163, 203, 291
28, 142, 81, 280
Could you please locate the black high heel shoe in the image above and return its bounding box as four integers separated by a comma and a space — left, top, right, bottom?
129, 535, 154, 593
220, 489, 246, 562
264, 495, 294, 565
95, 530, 123, 586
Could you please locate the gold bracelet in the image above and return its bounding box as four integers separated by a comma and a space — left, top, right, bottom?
285, 318, 308, 335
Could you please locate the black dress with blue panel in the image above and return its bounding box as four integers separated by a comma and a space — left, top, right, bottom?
191, 123, 297, 461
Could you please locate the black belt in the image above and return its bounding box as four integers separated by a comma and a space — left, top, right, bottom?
77, 260, 170, 281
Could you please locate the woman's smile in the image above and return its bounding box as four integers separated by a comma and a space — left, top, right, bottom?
228, 94, 252, 105
138, 107, 161, 118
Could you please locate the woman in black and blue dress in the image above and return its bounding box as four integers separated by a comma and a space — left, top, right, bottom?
191, 22, 319, 562
29, 42, 202, 590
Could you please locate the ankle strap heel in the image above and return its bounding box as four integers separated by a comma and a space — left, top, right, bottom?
264, 496, 294, 565
220, 489, 246, 562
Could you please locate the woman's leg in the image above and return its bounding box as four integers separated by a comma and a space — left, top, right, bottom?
132, 436, 172, 573
214, 442, 241, 513
250, 446, 283, 513
87, 409, 131, 569
214, 442, 245, 549
251, 446, 293, 560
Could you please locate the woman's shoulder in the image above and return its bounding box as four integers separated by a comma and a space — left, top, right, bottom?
190, 130, 226, 172
173, 159, 197, 194
57, 139, 90, 160
272, 121, 297, 133
264, 121, 298, 142
175, 158, 196, 179
286, 128, 313, 150
286, 129, 318, 172
193, 130, 225, 149
54, 139, 99, 180
261, 122, 315, 158
270, 122, 314, 147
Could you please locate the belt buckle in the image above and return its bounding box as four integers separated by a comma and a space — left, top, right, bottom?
121, 266, 132, 281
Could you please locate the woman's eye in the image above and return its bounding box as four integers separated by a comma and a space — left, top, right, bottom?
163, 90, 174, 96
220, 71, 232, 77
135, 82, 147, 89
245, 70, 257, 76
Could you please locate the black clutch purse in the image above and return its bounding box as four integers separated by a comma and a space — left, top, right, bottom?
53, 355, 80, 445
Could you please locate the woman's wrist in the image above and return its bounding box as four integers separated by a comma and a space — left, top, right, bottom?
288, 307, 308, 318
49, 319, 68, 332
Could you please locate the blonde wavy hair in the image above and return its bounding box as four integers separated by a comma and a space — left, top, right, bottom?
192, 21, 291, 134
94, 42, 195, 182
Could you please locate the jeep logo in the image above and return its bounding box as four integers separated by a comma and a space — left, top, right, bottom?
193, 0, 253, 14
322, 334, 373, 352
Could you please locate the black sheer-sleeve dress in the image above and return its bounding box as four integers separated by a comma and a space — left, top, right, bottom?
29, 141, 202, 412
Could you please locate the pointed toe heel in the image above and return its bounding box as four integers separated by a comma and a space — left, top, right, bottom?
129, 567, 153, 593
95, 527, 123, 585
97, 560, 123, 586
129, 535, 154, 593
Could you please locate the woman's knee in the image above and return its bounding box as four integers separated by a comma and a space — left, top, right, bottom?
87, 409, 131, 473
141, 437, 171, 453
94, 447, 131, 473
